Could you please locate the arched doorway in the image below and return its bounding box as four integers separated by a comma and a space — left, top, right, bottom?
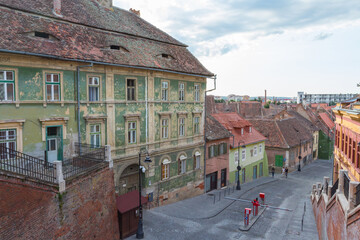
118, 164, 139, 195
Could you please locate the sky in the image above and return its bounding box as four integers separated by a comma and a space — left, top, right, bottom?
114, 0, 360, 97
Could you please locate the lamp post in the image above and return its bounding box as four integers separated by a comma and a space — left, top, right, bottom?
136, 151, 152, 239
236, 140, 245, 190
298, 139, 302, 172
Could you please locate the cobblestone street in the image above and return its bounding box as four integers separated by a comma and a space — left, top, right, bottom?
127, 160, 331, 240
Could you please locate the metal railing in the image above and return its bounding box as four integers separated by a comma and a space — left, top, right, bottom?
74, 143, 105, 161
331, 179, 339, 197
344, 173, 350, 200
0, 145, 57, 184
63, 156, 106, 180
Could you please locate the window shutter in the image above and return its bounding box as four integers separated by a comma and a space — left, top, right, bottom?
193, 155, 196, 170
224, 143, 227, 154
214, 145, 219, 156
178, 159, 181, 174
208, 146, 211, 158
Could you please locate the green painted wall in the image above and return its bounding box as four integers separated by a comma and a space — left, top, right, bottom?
318, 130, 334, 160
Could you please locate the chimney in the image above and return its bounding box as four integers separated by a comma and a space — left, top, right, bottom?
129, 8, 141, 17
264, 89, 267, 103
53, 0, 62, 17
95, 0, 112, 8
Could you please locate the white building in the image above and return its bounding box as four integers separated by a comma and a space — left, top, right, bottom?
297, 92, 358, 104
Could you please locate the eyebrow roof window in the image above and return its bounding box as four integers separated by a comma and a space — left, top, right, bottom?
110, 45, 120, 50
34, 32, 50, 39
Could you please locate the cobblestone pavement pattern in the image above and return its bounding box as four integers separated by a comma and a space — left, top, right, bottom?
127, 160, 331, 240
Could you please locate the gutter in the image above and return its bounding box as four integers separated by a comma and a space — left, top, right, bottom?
77, 63, 93, 146
0, 49, 214, 78
203, 74, 217, 193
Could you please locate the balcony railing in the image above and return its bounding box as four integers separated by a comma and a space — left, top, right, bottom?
0, 143, 107, 185
0, 145, 57, 184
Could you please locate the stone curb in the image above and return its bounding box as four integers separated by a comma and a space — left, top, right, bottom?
239, 206, 267, 231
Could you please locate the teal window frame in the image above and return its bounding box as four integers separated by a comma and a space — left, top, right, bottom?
0, 129, 16, 159
0, 70, 15, 101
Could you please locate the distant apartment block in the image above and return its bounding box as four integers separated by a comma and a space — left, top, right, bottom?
297, 92, 357, 104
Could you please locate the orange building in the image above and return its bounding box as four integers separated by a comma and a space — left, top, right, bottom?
333, 97, 360, 182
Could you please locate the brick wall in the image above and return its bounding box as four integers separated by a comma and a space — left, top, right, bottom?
0, 168, 119, 240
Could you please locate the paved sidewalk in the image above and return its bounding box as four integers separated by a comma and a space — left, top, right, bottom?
151, 174, 280, 219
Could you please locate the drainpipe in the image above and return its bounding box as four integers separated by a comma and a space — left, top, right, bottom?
145, 76, 148, 147
203, 74, 217, 193
77, 63, 93, 147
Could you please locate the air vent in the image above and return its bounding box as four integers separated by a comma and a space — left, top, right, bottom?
35, 32, 50, 39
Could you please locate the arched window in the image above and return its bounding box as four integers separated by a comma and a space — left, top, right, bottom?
178, 154, 187, 174
161, 158, 170, 180
193, 151, 201, 170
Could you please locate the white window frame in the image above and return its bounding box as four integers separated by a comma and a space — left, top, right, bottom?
194, 84, 200, 101
234, 151, 239, 165
45, 73, 60, 101
162, 159, 170, 180
179, 117, 185, 137
179, 82, 185, 101
127, 78, 136, 101
128, 121, 137, 144
161, 81, 169, 101
242, 149, 246, 161
195, 153, 201, 169
180, 157, 186, 174
90, 124, 101, 148
0, 70, 14, 101
88, 76, 100, 102
194, 117, 200, 135
162, 118, 169, 139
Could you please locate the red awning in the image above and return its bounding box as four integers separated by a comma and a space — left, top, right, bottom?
116, 190, 148, 214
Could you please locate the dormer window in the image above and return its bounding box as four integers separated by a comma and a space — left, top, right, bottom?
35, 32, 49, 39
110, 45, 120, 50
158, 53, 175, 60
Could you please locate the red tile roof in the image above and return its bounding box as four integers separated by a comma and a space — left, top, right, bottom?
211, 112, 266, 146
206, 115, 232, 141
116, 190, 148, 214
0, 1, 213, 76
249, 119, 288, 148
318, 112, 335, 129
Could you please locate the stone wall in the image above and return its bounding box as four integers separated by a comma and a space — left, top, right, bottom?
0, 168, 119, 240
311, 173, 360, 240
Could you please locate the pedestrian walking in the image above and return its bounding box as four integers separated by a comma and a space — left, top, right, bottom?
285, 167, 288, 178
271, 166, 275, 178
282, 167, 285, 177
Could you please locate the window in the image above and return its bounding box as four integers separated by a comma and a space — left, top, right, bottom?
179, 155, 186, 174
88, 77, 100, 101
179, 83, 185, 101
194, 152, 201, 169
254, 146, 257, 156
259, 144, 262, 154
161, 81, 169, 101
161, 159, 170, 180
242, 149, 246, 161
90, 124, 101, 148
241, 128, 244, 135
127, 79, 136, 101
128, 121, 137, 144
194, 84, 200, 101
219, 143, 227, 155
250, 149, 253, 157
0, 129, 17, 160
235, 151, 239, 165
45, 73, 60, 101
249, 127, 252, 133
209, 145, 215, 158
179, 117, 185, 137
194, 117, 200, 134
35, 31, 50, 39
162, 119, 169, 139
0, 70, 14, 101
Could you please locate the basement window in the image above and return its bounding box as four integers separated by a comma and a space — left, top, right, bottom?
35, 32, 50, 39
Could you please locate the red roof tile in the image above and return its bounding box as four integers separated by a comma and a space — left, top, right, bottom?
211, 112, 266, 146
116, 190, 148, 214
0, 1, 213, 76
318, 112, 335, 129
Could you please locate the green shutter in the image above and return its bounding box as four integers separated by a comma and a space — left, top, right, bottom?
214, 145, 219, 156
223, 143, 227, 154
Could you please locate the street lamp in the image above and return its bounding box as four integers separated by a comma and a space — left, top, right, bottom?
136, 151, 152, 239
236, 140, 245, 190
298, 139, 302, 172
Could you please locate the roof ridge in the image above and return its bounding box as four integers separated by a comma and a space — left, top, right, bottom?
275, 120, 290, 148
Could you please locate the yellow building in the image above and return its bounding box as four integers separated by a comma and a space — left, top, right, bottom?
333, 97, 360, 182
